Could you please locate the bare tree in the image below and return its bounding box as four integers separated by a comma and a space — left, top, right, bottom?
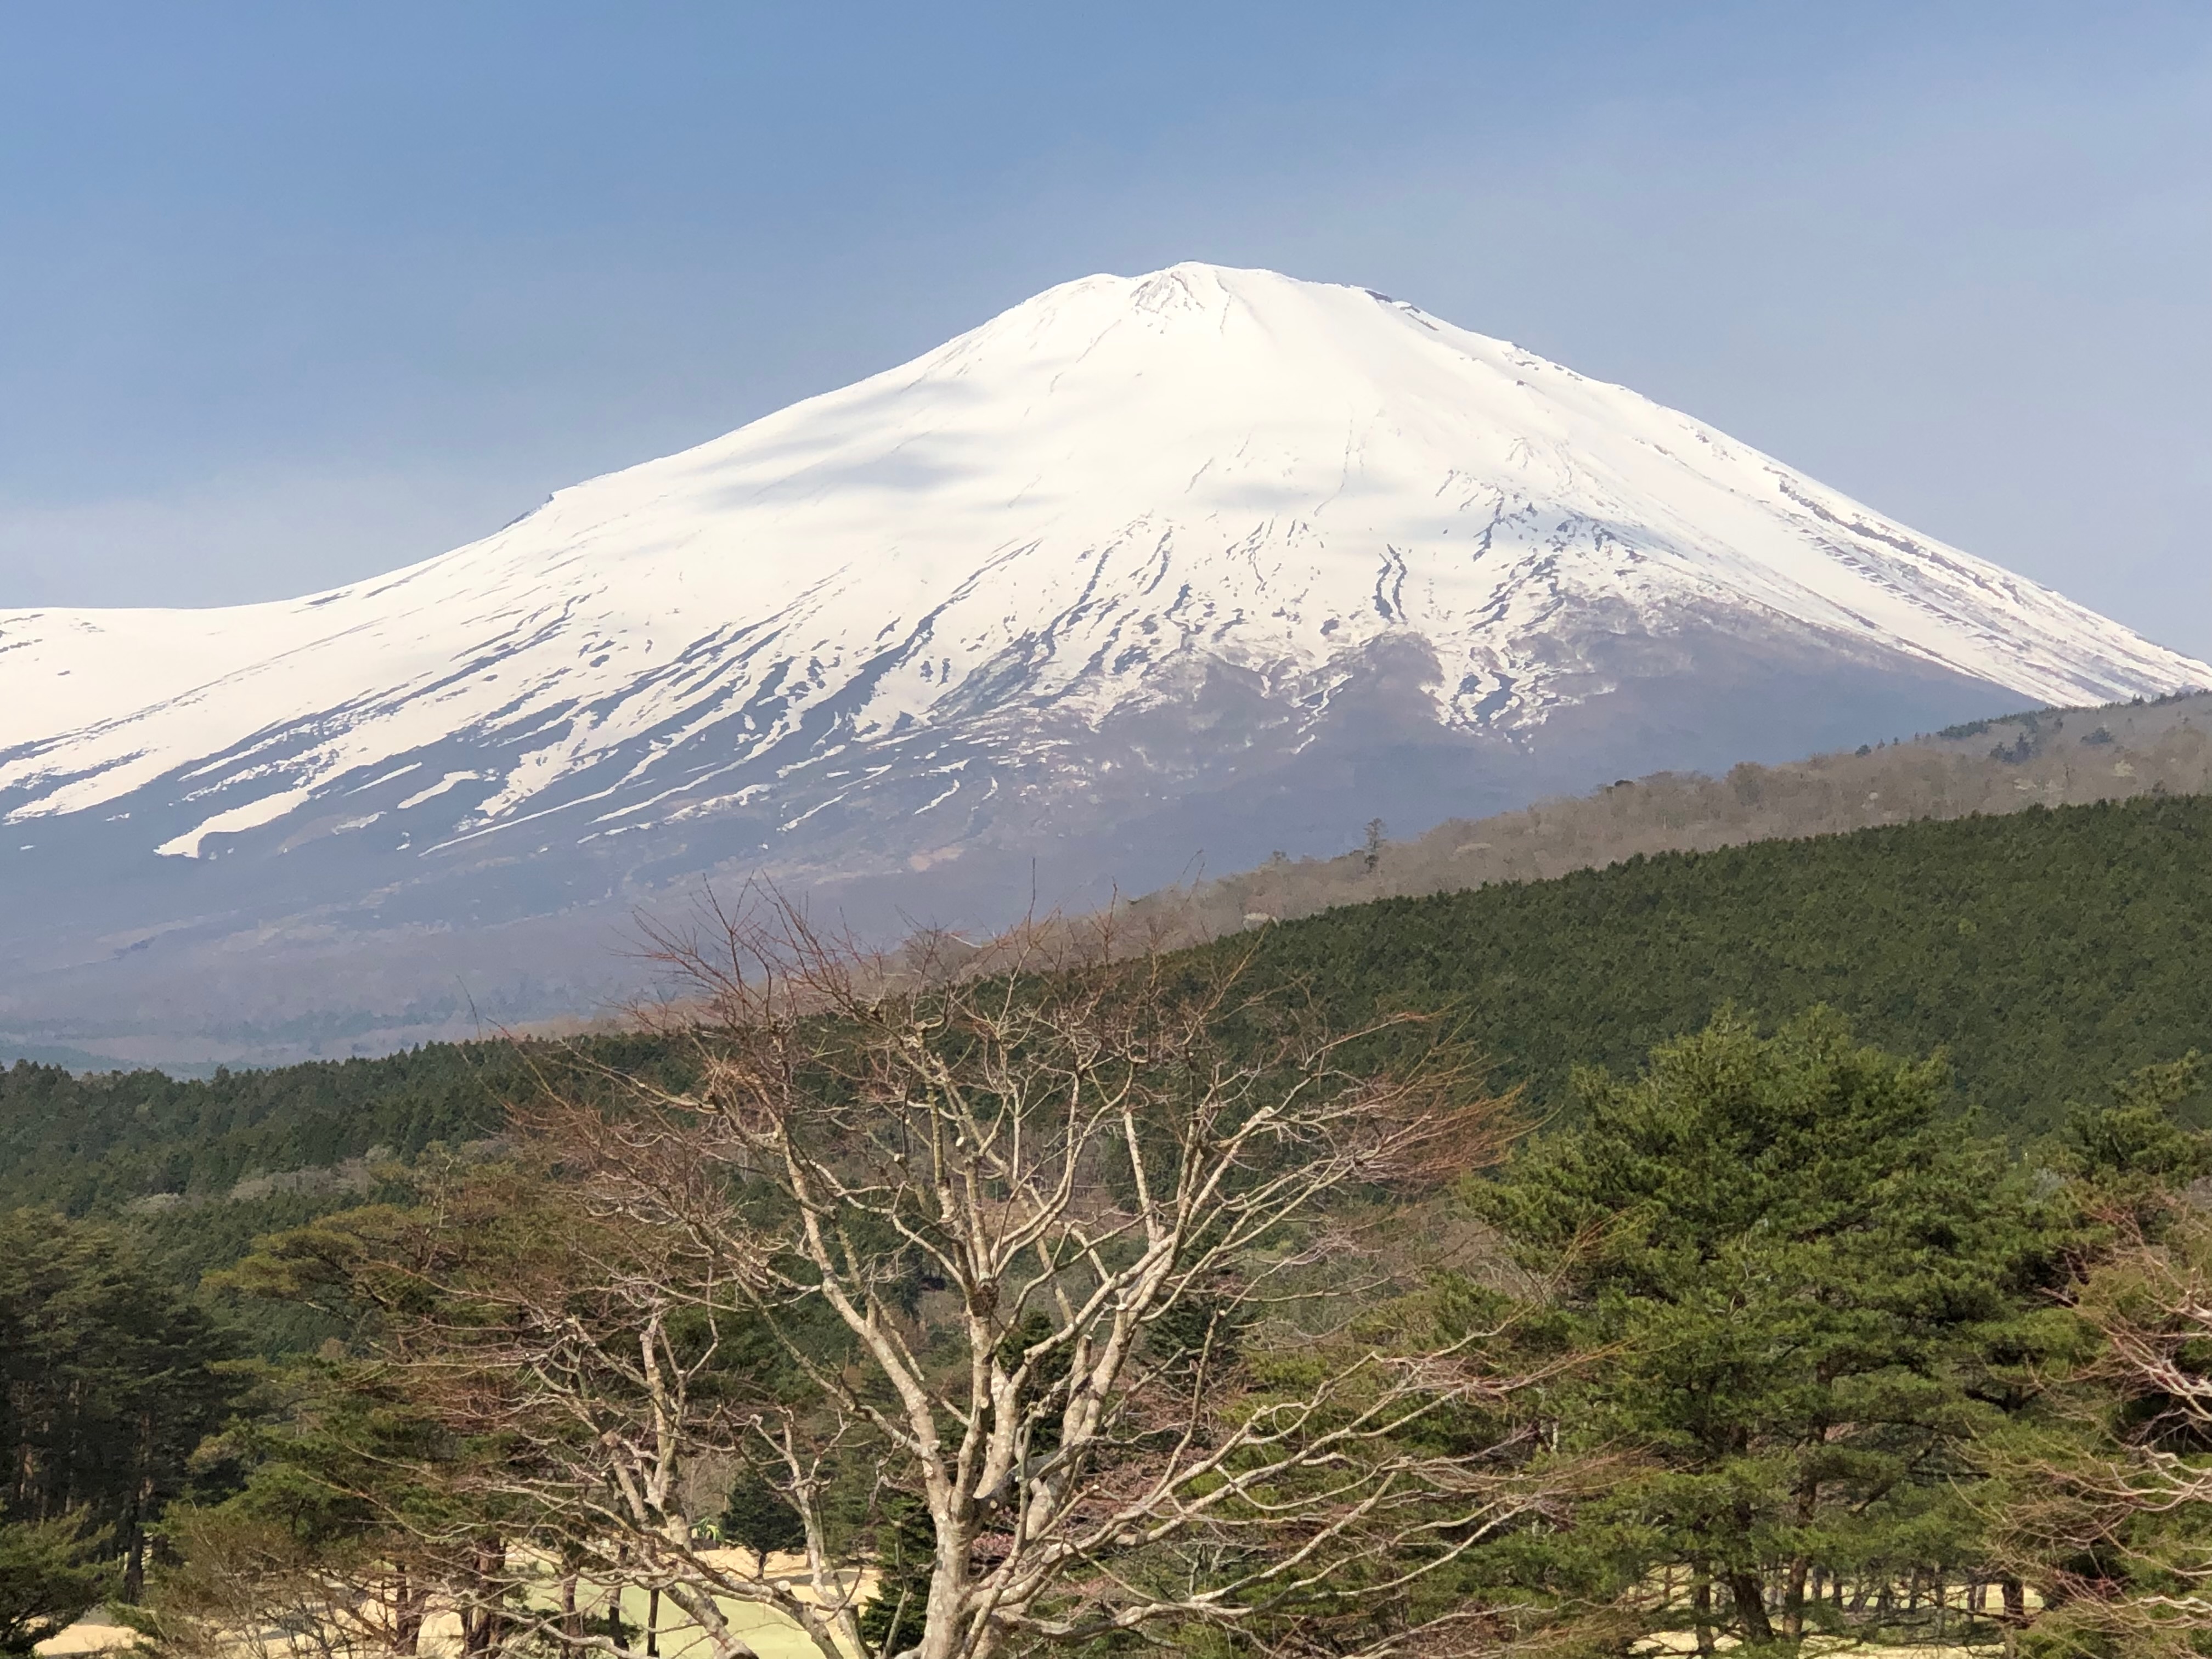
1983, 1216, 2212, 1656
307, 899, 1590, 1659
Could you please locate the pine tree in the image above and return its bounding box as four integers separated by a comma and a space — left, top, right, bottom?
0, 1211, 244, 1604
0, 1513, 111, 1655
716, 1471, 804, 1576
1476, 1009, 2064, 1648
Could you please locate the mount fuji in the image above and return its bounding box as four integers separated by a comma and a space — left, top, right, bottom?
3, 262, 2204, 1065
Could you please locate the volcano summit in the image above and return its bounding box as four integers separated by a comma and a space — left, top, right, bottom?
3, 263, 2204, 1065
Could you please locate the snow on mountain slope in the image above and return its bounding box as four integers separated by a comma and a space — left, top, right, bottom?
0, 262, 2203, 1064
4, 262, 2202, 854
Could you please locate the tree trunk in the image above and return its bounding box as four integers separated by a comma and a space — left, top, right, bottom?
2000, 1578, 2025, 1659
560, 1574, 582, 1646
1728, 1571, 1775, 1646
1783, 1469, 1820, 1638
121, 1516, 145, 1604
1784, 1556, 1809, 1637
121, 1407, 156, 1602
1691, 1560, 1716, 1655
462, 1537, 506, 1657
645, 1587, 660, 1657
394, 1572, 427, 1657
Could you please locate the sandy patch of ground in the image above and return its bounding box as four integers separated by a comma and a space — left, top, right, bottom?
35, 1612, 137, 1656
36, 1553, 854, 1659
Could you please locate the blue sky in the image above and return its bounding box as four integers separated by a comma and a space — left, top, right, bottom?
2, 2, 2207, 655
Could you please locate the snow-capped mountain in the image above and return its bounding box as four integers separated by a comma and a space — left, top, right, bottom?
2, 263, 2203, 1066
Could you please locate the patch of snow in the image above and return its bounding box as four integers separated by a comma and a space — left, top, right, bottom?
155, 788, 314, 859
396, 771, 483, 810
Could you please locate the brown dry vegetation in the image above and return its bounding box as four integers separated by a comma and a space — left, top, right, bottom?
1118, 692, 2212, 945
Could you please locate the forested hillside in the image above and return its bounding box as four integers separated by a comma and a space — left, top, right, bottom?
7, 787, 2210, 1245
1223, 791, 2212, 1136
0, 1034, 696, 1220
